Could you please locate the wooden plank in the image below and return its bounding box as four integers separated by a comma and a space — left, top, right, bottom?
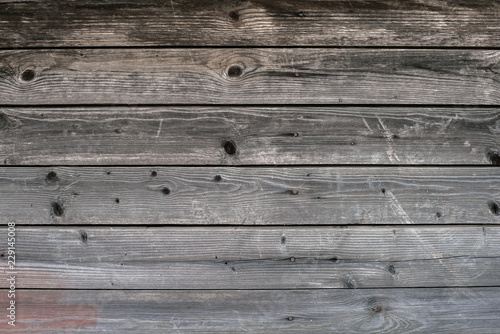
1, 288, 499, 333
1, 49, 499, 105
1, 167, 499, 225
1, 226, 499, 289
1, 0, 500, 48
1, 106, 499, 165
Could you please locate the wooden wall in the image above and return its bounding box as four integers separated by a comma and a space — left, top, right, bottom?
1, 0, 499, 332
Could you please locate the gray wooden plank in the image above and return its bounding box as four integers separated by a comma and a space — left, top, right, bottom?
1, 49, 499, 105
1, 106, 499, 165
0, 167, 499, 225
1, 288, 499, 333
1, 226, 499, 289
1, 0, 500, 47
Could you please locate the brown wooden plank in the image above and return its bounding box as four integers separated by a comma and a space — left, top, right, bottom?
1, 226, 499, 289
1, 0, 500, 47
1, 49, 499, 105
1, 106, 499, 165
1, 288, 499, 333
1, 167, 499, 225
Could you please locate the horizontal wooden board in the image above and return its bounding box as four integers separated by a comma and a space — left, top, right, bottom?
1, 226, 499, 289
1, 106, 499, 165
1, 0, 500, 47
1, 288, 499, 333
1, 167, 499, 225
1, 49, 499, 105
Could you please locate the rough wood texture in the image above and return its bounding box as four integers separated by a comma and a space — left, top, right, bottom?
1, 167, 499, 225
1, 49, 499, 105
1, 288, 499, 333
1, 106, 499, 165
1, 226, 498, 289
1, 0, 500, 47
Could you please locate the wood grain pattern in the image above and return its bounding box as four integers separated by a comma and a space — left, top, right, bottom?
1, 49, 499, 105
1, 167, 499, 225
1, 226, 499, 289
1, 106, 499, 165
1, 288, 499, 333
1, 0, 500, 47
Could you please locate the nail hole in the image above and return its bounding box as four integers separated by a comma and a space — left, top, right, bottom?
51, 202, 64, 217
292, 132, 299, 137
281, 236, 286, 245
229, 10, 239, 21
350, 140, 356, 146
290, 189, 299, 195
224, 261, 228, 265
46, 171, 58, 182
162, 187, 170, 195
151, 170, 157, 177
21, 69, 35, 81
392, 134, 399, 140
296, 11, 306, 17
489, 152, 500, 166
223, 140, 237, 155
213, 175, 222, 182
228, 65, 243, 77
330, 257, 338, 263
436, 211, 442, 218
381, 188, 386, 194
0, 253, 4, 257
289, 257, 296, 262
287, 316, 294, 321
488, 200, 499, 215
115, 198, 120, 204
80, 231, 88, 243
106, 171, 111, 175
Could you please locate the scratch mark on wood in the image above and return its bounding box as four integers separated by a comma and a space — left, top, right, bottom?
156, 119, 163, 138
385, 189, 412, 224
377, 117, 400, 163
362, 117, 373, 133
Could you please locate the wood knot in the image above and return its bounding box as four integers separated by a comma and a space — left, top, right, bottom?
213, 175, 222, 182
229, 10, 239, 21
162, 187, 170, 195
51, 202, 64, 217
227, 65, 243, 77
223, 140, 237, 155
489, 152, 500, 166
21, 69, 36, 82
371, 305, 383, 313
80, 230, 88, 243
488, 200, 499, 216
46, 171, 58, 182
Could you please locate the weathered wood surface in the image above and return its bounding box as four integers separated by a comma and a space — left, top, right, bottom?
1, 226, 498, 289
1, 167, 499, 225
1, 106, 499, 165
1, 288, 499, 333
1, 49, 499, 105
1, 0, 500, 48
